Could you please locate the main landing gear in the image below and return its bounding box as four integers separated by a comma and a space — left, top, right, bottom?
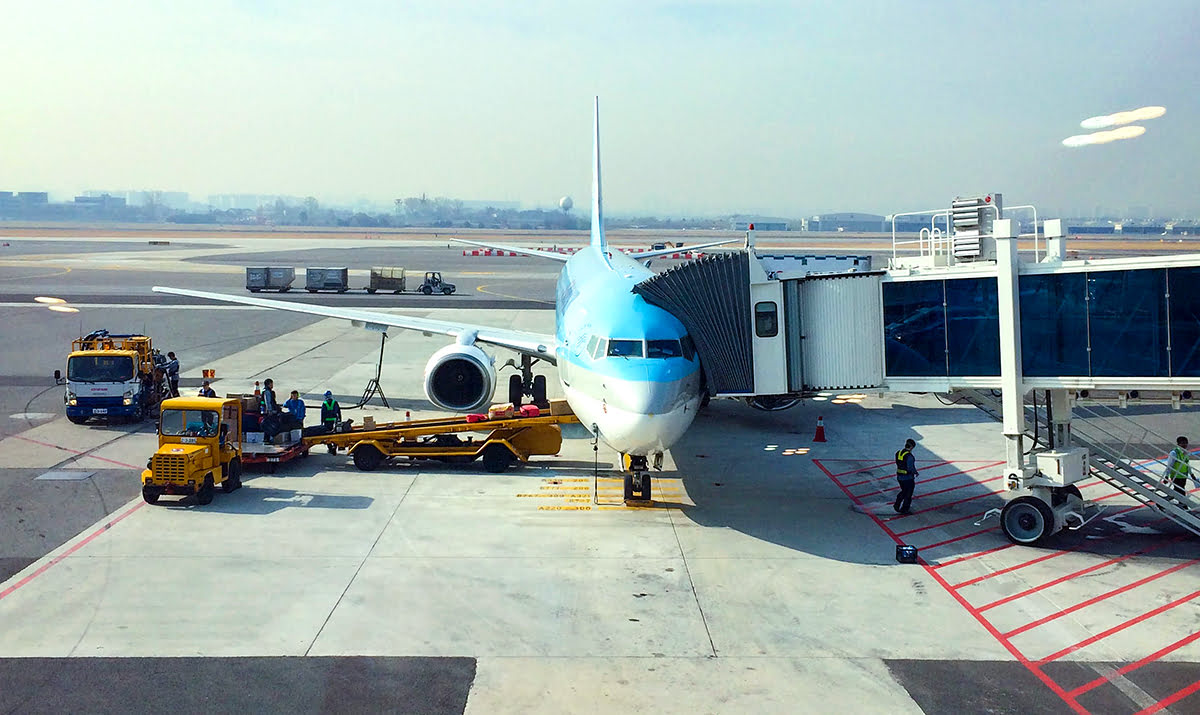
506, 355, 548, 408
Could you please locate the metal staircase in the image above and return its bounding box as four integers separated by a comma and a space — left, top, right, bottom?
956, 389, 1200, 537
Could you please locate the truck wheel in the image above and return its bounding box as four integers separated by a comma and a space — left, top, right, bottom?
421, 285, 433, 295
141, 486, 160, 505
221, 458, 242, 493
532, 375, 548, 407
481, 444, 514, 473
508, 374, 523, 406
307, 289, 318, 293
196, 475, 215, 505
132, 404, 145, 422
442, 286, 453, 295
353, 445, 385, 471
250, 288, 261, 293
367, 288, 377, 294
1000, 496, 1054, 545
67, 415, 88, 425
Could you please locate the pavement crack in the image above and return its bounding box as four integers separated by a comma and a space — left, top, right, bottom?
304, 474, 417, 656
669, 507, 717, 657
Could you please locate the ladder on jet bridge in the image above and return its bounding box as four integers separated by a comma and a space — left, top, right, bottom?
957, 389, 1200, 538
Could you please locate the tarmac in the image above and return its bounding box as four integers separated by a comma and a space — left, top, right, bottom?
1, 231, 1198, 713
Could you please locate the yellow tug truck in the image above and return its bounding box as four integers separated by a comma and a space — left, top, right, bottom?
141, 396, 243, 505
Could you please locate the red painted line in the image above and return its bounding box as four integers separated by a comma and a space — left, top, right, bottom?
1037, 587, 1200, 664
919, 526, 998, 551
1136, 679, 1200, 715
979, 538, 1184, 612
12, 434, 142, 470
952, 549, 1073, 589
855, 465, 1003, 498
894, 511, 982, 537
894, 488, 1004, 518
830, 460, 897, 481
840, 459, 954, 486
813, 458, 1088, 714
931, 542, 1016, 569
1068, 629, 1200, 698
1005, 559, 1200, 638
0, 501, 145, 601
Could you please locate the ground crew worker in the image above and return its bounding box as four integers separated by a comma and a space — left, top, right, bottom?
164, 352, 180, 397
1163, 436, 1198, 508
894, 438, 918, 514
283, 390, 306, 426
320, 390, 342, 453
260, 378, 279, 415
198, 380, 216, 398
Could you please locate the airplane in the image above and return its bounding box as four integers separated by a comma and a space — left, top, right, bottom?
154, 98, 736, 498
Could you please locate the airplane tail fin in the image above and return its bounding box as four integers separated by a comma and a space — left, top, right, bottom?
590, 97, 612, 267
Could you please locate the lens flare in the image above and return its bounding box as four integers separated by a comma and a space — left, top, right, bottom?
1080, 105, 1165, 129
1062, 125, 1146, 147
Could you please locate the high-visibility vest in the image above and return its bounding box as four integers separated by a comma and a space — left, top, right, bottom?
896, 449, 912, 476
322, 399, 339, 425
1169, 446, 1190, 482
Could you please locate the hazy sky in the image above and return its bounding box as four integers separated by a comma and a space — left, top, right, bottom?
3, 1, 1198, 217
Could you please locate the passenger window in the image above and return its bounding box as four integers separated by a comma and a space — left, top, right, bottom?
607, 339, 643, 358
646, 339, 682, 358
680, 335, 696, 361
755, 302, 779, 338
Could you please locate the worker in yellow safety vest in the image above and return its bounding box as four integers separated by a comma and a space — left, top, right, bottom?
894, 438, 918, 514
1162, 436, 1198, 508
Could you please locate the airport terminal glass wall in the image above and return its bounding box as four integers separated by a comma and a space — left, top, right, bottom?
883, 267, 1200, 379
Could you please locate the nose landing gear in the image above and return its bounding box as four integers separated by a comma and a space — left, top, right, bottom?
623, 454, 652, 504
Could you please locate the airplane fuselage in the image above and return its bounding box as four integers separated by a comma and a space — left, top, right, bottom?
553, 246, 703, 456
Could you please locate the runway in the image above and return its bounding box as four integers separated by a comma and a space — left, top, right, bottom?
1, 230, 1198, 713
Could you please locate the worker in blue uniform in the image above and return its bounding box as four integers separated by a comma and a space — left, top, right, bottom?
894, 438, 918, 514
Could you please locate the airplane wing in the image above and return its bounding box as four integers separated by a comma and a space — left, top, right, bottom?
453, 238, 571, 262
151, 287, 558, 362
636, 239, 740, 259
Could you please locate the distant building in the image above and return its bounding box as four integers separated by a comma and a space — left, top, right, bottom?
809, 212, 885, 232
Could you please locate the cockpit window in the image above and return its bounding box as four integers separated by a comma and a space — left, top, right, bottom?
646, 339, 682, 358
606, 339, 643, 358
590, 338, 607, 359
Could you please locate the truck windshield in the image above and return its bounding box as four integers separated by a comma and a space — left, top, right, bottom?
67, 355, 135, 382
161, 409, 220, 437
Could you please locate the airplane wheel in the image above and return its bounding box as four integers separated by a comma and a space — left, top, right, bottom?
532, 375, 548, 407
481, 444, 514, 473
353, 445, 385, 471
508, 374, 523, 406
1001, 496, 1054, 545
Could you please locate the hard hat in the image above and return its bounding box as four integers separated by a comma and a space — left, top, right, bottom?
324, 390, 333, 398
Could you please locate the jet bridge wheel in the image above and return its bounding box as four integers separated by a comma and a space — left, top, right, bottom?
1001, 496, 1055, 546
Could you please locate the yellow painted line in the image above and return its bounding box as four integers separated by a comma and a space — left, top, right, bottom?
0, 266, 72, 281
474, 284, 554, 304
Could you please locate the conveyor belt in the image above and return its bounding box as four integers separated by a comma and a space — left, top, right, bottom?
633, 252, 753, 393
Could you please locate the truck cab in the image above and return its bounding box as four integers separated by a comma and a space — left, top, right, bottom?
62, 330, 166, 424
141, 397, 243, 505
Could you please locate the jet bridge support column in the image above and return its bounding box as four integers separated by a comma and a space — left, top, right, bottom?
995, 219, 1031, 485
1049, 389, 1072, 449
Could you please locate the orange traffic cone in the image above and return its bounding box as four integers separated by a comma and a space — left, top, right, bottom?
254, 380, 261, 397
813, 415, 827, 442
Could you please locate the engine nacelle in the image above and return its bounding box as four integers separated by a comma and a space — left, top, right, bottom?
423, 344, 496, 412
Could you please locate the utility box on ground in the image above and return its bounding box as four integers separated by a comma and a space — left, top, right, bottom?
305, 267, 349, 293
245, 266, 295, 293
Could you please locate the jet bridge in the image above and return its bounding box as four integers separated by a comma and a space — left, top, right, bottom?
635, 198, 1200, 542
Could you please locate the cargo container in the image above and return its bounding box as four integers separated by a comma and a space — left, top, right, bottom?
305, 267, 349, 293
245, 266, 295, 292
367, 266, 405, 293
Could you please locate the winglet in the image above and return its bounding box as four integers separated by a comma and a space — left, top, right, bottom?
591, 96, 612, 267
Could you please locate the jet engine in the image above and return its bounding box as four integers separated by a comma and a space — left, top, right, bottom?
423, 344, 496, 412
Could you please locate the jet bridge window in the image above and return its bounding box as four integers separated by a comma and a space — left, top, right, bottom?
646, 339, 682, 358
755, 302, 779, 338
607, 339, 643, 358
